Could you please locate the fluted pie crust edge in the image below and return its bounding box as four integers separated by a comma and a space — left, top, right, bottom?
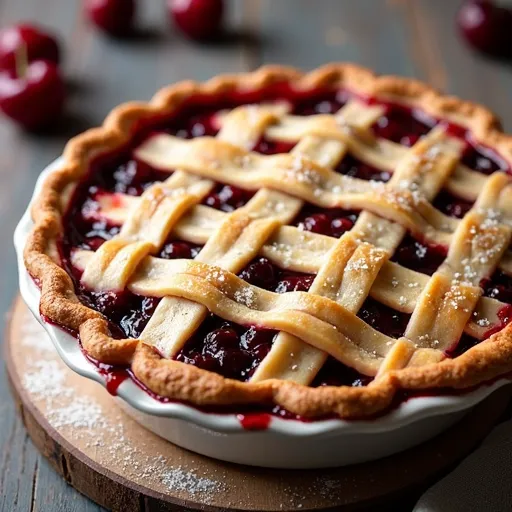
24, 63, 512, 419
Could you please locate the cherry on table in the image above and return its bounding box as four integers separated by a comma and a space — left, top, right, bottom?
0, 24, 60, 70
84, 0, 136, 37
0, 59, 65, 131
456, 0, 512, 56
169, 0, 224, 41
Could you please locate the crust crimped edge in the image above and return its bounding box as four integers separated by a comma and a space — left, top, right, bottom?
24, 63, 512, 419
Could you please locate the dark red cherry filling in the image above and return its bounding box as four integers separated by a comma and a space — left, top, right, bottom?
294, 205, 359, 239
392, 235, 447, 276
482, 270, 512, 303
372, 103, 433, 145
253, 137, 296, 155
372, 101, 507, 179
176, 316, 277, 380
461, 144, 505, 175
357, 298, 411, 339
238, 257, 315, 293
77, 289, 161, 339
203, 183, 255, 212
313, 358, 374, 388
433, 190, 474, 219
291, 90, 347, 116
91, 158, 170, 196
336, 154, 391, 182
58, 85, 512, 403
159, 240, 202, 260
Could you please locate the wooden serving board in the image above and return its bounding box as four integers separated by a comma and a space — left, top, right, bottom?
5, 296, 512, 511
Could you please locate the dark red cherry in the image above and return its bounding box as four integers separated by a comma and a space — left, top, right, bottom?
218, 185, 245, 208
330, 217, 354, 238
204, 184, 253, 212
275, 275, 314, 293
445, 200, 472, 219
461, 146, 501, 175
400, 134, 420, 147
120, 296, 160, 337
0, 60, 65, 130
483, 271, 512, 303
169, 0, 224, 41
392, 237, 446, 276
204, 193, 222, 209
374, 115, 400, 141
457, 0, 512, 56
202, 327, 251, 374
239, 258, 276, 289
159, 241, 198, 259
85, 0, 136, 37
90, 290, 131, 316
0, 24, 60, 70
300, 213, 331, 235
86, 237, 107, 251
203, 327, 239, 355
488, 284, 511, 302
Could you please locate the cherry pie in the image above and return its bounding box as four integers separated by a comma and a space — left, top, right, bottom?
25, 64, 512, 419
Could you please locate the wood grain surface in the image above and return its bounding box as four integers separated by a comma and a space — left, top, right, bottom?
1, 1, 512, 511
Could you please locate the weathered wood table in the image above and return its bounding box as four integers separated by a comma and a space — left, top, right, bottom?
1, 1, 512, 510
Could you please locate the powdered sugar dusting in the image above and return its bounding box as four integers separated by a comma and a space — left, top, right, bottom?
160, 466, 226, 496
18, 312, 228, 504
19, 314, 54, 352
23, 360, 72, 401
50, 397, 106, 429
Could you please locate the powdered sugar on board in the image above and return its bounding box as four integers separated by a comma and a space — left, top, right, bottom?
18, 308, 228, 505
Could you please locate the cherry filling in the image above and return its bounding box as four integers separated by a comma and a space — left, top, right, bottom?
461, 145, 505, 175
372, 103, 434, 146
433, 190, 473, 219
158, 240, 202, 260
238, 257, 315, 293
336, 154, 391, 182
482, 270, 512, 304
392, 235, 447, 276
176, 316, 277, 380
95, 159, 170, 196
203, 183, 255, 212
76, 288, 161, 339
357, 298, 411, 339
58, 86, 512, 402
291, 89, 347, 116
294, 205, 359, 239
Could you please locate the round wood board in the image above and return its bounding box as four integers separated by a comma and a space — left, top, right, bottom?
5, 296, 512, 512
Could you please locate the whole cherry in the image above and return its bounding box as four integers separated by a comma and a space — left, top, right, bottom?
0, 24, 60, 70
169, 0, 224, 41
457, 0, 512, 56
84, 0, 136, 37
0, 56, 65, 130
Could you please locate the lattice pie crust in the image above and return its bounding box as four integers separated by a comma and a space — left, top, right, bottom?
25, 64, 512, 418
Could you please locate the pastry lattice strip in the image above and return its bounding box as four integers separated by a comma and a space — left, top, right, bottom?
94, 120, 512, 273
138, 101, 381, 358
78, 99, 512, 382
81, 100, 380, 360
253, 124, 464, 383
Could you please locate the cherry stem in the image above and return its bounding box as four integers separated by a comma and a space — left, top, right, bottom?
14, 43, 28, 79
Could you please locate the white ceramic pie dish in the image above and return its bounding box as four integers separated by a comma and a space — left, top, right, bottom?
14, 158, 512, 468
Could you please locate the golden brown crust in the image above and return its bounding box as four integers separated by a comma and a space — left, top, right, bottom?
24, 63, 512, 419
